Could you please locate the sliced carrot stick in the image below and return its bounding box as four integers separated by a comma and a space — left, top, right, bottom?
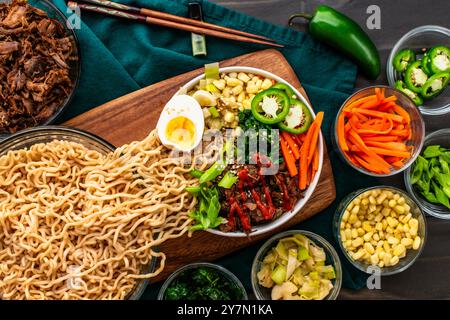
385, 156, 402, 164
343, 95, 377, 111
353, 108, 404, 123
375, 87, 383, 102
280, 136, 298, 177
381, 95, 397, 104
368, 146, 411, 158
358, 153, 391, 174
347, 131, 391, 171
363, 135, 399, 142
365, 141, 408, 151
392, 104, 410, 124
307, 112, 324, 166
392, 160, 405, 168
313, 147, 319, 172
281, 132, 300, 160
337, 113, 349, 151
299, 122, 316, 190
354, 155, 383, 174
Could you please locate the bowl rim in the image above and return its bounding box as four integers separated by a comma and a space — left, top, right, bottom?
176, 66, 324, 237
250, 229, 342, 300
157, 262, 248, 300
404, 128, 450, 219
0, 125, 116, 152
334, 186, 427, 276
333, 85, 426, 177
386, 25, 450, 116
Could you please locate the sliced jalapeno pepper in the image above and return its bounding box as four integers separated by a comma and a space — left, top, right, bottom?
421, 53, 433, 76
395, 80, 423, 106
393, 48, 415, 73
404, 60, 429, 93
271, 83, 297, 101
278, 99, 312, 134
251, 88, 290, 125
428, 45, 450, 74
421, 72, 450, 100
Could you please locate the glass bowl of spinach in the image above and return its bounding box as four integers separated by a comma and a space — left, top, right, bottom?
405, 128, 450, 219
158, 262, 248, 300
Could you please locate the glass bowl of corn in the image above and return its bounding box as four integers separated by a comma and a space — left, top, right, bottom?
333, 186, 427, 276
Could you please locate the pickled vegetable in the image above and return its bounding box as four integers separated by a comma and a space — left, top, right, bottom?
257, 234, 336, 300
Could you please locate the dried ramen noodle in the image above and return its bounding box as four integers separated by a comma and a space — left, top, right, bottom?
0, 130, 209, 300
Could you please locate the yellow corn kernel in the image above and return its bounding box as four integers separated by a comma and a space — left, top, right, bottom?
383, 252, 392, 265
370, 254, 379, 265
397, 196, 406, 205
377, 193, 387, 205
383, 242, 391, 252
344, 240, 352, 249
378, 261, 385, 268
361, 198, 369, 206
342, 210, 350, 222
386, 217, 399, 228
237, 72, 250, 83
261, 78, 273, 90
364, 243, 375, 255
351, 229, 358, 239
351, 205, 360, 215
352, 249, 366, 260
375, 222, 383, 231
401, 213, 412, 224
394, 205, 405, 215
246, 84, 258, 94
388, 199, 396, 208
362, 221, 373, 232
340, 230, 347, 242
393, 244, 406, 256
226, 77, 243, 87
232, 85, 243, 95
344, 229, 352, 240
390, 256, 400, 266
228, 72, 237, 78
363, 232, 373, 242
413, 236, 421, 250
401, 238, 413, 248
372, 233, 380, 241
213, 79, 226, 90
352, 237, 364, 248
237, 91, 246, 103
387, 236, 399, 245
354, 220, 362, 228
357, 228, 365, 236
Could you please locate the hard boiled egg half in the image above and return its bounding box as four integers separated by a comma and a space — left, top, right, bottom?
157, 94, 205, 152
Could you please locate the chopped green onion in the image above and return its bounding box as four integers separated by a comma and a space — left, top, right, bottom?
204, 62, 219, 80
189, 169, 204, 179
218, 171, 238, 189
199, 161, 226, 184
208, 106, 220, 118
206, 83, 219, 93
185, 186, 201, 194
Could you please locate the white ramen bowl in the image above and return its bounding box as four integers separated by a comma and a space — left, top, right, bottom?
177, 66, 324, 237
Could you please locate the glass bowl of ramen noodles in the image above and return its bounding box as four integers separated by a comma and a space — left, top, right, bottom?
0, 126, 158, 300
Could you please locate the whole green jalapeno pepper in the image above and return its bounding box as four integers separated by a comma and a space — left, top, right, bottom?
288, 5, 381, 79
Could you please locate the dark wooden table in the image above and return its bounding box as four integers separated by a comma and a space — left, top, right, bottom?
212, 0, 450, 299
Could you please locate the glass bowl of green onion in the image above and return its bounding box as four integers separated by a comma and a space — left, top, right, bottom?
405, 128, 450, 219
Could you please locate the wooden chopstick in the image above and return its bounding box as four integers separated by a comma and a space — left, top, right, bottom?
78, 0, 275, 43
68, 1, 284, 48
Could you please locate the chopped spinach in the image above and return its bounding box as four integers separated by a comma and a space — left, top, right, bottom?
164, 266, 244, 300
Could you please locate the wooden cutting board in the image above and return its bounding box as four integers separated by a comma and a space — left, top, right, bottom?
65, 49, 336, 281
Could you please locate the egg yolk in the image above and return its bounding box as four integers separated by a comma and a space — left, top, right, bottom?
165, 116, 197, 149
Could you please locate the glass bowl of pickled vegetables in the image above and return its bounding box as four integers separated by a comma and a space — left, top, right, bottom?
333, 86, 425, 177
405, 129, 450, 219
387, 25, 450, 115
334, 186, 427, 276
251, 230, 342, 300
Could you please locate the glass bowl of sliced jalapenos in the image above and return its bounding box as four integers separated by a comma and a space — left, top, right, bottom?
387, 25, 450, 115
405, 129, 450, 219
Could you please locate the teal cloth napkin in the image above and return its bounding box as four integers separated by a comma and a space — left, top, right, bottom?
53, 0, 378, 296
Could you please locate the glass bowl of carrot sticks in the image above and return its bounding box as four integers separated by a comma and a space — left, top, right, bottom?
333, 86, 425, 177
